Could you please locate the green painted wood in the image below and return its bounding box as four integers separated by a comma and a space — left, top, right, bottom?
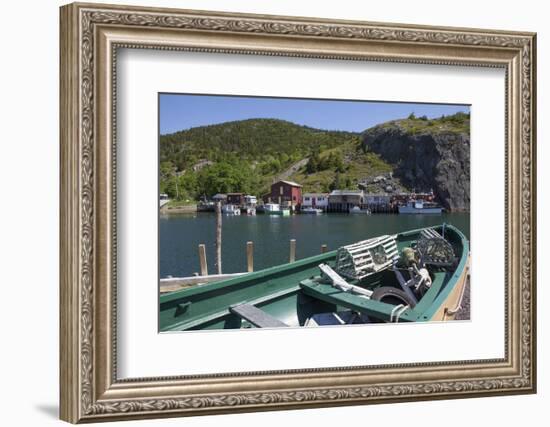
230, 304, 290, 328
160, 252, 336, 331
299, 279, 417, 322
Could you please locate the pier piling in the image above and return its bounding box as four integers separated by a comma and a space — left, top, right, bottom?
215, 201, 222, 274
198, 244, 208, 276
290, 239, 296, 262
247, 241, 254, 272
321, 244, 328, 253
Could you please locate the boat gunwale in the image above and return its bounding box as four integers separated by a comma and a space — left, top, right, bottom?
160, 250, 336, 304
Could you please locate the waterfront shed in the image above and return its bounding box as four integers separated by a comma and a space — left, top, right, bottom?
365, 193, 393, 212
269, 180, 303, 209
328, 190, 364, 212
302, 193, 329, 210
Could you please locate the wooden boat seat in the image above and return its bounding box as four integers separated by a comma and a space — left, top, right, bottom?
299, 279, 416, 322
305, 311, 370, 326
230, 304, 289, 328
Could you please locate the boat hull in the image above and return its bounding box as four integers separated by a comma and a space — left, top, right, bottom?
398, 206, 442, 214
301, 208, 323, 214
427, 255, 470, 321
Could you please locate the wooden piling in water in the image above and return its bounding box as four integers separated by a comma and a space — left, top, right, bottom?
215, 201, 222, 274
198, 244, 208, 276
290, 239, 296, 262
246, 241, 254, 272
321, 244, 328, 253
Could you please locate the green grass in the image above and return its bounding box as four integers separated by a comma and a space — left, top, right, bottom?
166, 199, 197, 207
379, 112, 470, 136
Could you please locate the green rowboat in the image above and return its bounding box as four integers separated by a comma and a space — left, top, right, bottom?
160, 224, 469, 331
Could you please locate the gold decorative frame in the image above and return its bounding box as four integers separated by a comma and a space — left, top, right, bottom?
59, 2, 537, 423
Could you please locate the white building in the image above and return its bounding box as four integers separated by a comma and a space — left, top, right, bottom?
302, 193, 329, 210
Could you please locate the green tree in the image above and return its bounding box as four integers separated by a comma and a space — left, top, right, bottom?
329, 172, 342, 191
196, 161, 257, 197
306, 150, 321, 174
344, 177, 353, 189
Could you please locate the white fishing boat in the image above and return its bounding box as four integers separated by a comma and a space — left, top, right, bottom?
349, 206, 371, 214
159, 193, 170, 208
264, 203, 282, 215
301, 207, 323, 214
398, 199, 443, 214
222, 204, 241, 215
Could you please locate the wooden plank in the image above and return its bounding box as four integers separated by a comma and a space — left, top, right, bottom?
160, 273, 247, 293
300, 280, 416, 322
230, 304, 289, 328
198, 244, 208, 276
345, 235, 394, 251
421, 228, 441, 239
319, 263, 373, 297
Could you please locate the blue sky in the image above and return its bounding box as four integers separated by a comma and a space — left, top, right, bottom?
159, 93, 469, 135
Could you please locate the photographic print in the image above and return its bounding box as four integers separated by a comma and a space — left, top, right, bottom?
60, 4, 536, 421
158, 94, 471, 331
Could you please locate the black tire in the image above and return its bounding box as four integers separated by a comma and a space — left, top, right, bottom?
371, 286, 417, 309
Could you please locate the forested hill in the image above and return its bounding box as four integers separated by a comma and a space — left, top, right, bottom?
159, 113, 470, 211
160, 118, 358, 171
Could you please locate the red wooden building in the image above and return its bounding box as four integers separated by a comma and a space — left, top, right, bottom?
267, 180, 302, 209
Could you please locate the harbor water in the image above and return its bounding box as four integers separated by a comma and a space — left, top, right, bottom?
160, 212, 469, 278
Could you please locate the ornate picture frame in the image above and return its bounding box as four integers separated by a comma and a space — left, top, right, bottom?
60, 2, 536, 423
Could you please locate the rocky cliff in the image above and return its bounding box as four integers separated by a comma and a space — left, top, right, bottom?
361, 114, 470, 211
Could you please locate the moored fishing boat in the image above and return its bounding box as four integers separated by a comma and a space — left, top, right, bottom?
264, 203, 282, 215
398, 199, 443, 214
160, 224, 469, 331
221, 204, 241, 215
349, 206, 371, 214
301, 207, 323, 214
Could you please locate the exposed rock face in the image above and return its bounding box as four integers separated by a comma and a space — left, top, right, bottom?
361, 124, 470, 211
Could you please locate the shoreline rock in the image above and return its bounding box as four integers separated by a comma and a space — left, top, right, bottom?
361, 121, 470, 212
